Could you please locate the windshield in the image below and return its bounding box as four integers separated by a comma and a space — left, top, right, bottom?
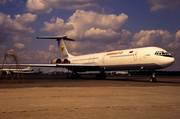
155, 51, 172, 57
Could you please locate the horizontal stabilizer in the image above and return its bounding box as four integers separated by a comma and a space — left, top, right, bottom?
36, 35, 75, 41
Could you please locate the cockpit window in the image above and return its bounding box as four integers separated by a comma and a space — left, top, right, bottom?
155, 51, 172, 57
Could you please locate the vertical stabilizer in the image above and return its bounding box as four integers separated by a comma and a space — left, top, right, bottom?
37, 36, 74, 59
58, 39, 73, 59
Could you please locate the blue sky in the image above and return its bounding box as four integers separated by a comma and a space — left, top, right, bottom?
0, 0, 180, 71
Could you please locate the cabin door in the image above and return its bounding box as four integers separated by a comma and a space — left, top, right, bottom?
102, 55, 105, 63
134, 52, 138, 61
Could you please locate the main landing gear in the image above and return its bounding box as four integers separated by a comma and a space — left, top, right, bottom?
70, 71, 106, 79
150, 71, 157, 83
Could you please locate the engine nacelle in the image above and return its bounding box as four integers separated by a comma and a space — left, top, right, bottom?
49, 59, 62, 64
63, 59, 70, 64
49, 58, 70, 64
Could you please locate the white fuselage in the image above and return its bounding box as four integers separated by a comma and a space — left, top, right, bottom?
68, 47, 175, 71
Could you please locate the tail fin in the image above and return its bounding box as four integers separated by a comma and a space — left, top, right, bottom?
58, 38, 74, 59
37, 36, 74, 59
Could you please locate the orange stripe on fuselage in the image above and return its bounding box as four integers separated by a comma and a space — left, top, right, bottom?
106, 51, 123, 56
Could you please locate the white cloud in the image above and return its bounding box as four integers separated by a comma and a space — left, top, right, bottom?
26, 0, 52, 14
118, 30, 133, 45
106, 44, 131, 52
67, 10, 128, 39
0, 12, 37, 43
0, 12, 37, 34
26, 0, 100, 13
175, 30, 180, 42
49, 45, 58, 52
0, 0, 13, 5
132, 30, 173, 47
104, 30, 133, 51
85, 28, 133, 45
84, 28, 120, 39
41, 10, 128, 42
167, 30, 180, 49
14, 13, 37, 24
13, 35, 32, 43
0, 45, 6, 49
40, 17, 74, 36
40, 10, 130, 54
0, 45, 6, 54
66, 40, 104, 55
147, 0, 180, 11
17, 50, 58, 63
14, 42, 25, 49
50, 17, 56, 23
168, 42, 180, 50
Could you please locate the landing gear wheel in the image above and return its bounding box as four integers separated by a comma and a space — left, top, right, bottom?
150, 77, 153, 83
153, 77, 157, 82
150, 77, 157, 83
149, 71, 157, 83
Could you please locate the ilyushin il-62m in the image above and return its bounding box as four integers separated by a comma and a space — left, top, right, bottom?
13, 36, 176, 82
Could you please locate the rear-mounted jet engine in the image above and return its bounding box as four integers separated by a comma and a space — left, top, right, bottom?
49, 59, 62, 64
49, 59, 70, 64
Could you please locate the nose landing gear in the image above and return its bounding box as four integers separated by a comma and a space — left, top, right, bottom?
150, 71, 157, 82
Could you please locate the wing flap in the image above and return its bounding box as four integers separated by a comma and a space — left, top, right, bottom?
1, 64, 99, 72
56, 64, 99, 72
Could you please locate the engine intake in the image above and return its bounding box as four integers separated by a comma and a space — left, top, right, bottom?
63, 59, 70, 64
49, 59, 62, 64
49, 58, 70, 64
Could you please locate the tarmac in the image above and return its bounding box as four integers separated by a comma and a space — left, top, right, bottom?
0, 74, 180, 119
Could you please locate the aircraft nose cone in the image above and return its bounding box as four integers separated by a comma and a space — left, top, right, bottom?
163, 57, 175, 68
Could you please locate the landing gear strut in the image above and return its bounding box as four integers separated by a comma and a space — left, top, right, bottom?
150, 71, 156, 82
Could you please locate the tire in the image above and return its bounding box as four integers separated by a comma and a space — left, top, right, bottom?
153, 78, 157, 82
150, 77, 153, 83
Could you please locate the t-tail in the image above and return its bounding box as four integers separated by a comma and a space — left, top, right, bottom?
37, 36, 74, 60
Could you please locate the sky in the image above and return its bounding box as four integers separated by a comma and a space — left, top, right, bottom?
0, 0, 180, 72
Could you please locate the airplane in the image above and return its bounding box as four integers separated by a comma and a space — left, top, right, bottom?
0, 66, 33, 74
1, 36, 175, 82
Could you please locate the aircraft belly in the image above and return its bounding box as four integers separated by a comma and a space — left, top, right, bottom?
64, 63, 163, 72
100, 63, 162, 71
66, 66, 100, 72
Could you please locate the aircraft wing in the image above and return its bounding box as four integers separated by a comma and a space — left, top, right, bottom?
1, 64, 100, 72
